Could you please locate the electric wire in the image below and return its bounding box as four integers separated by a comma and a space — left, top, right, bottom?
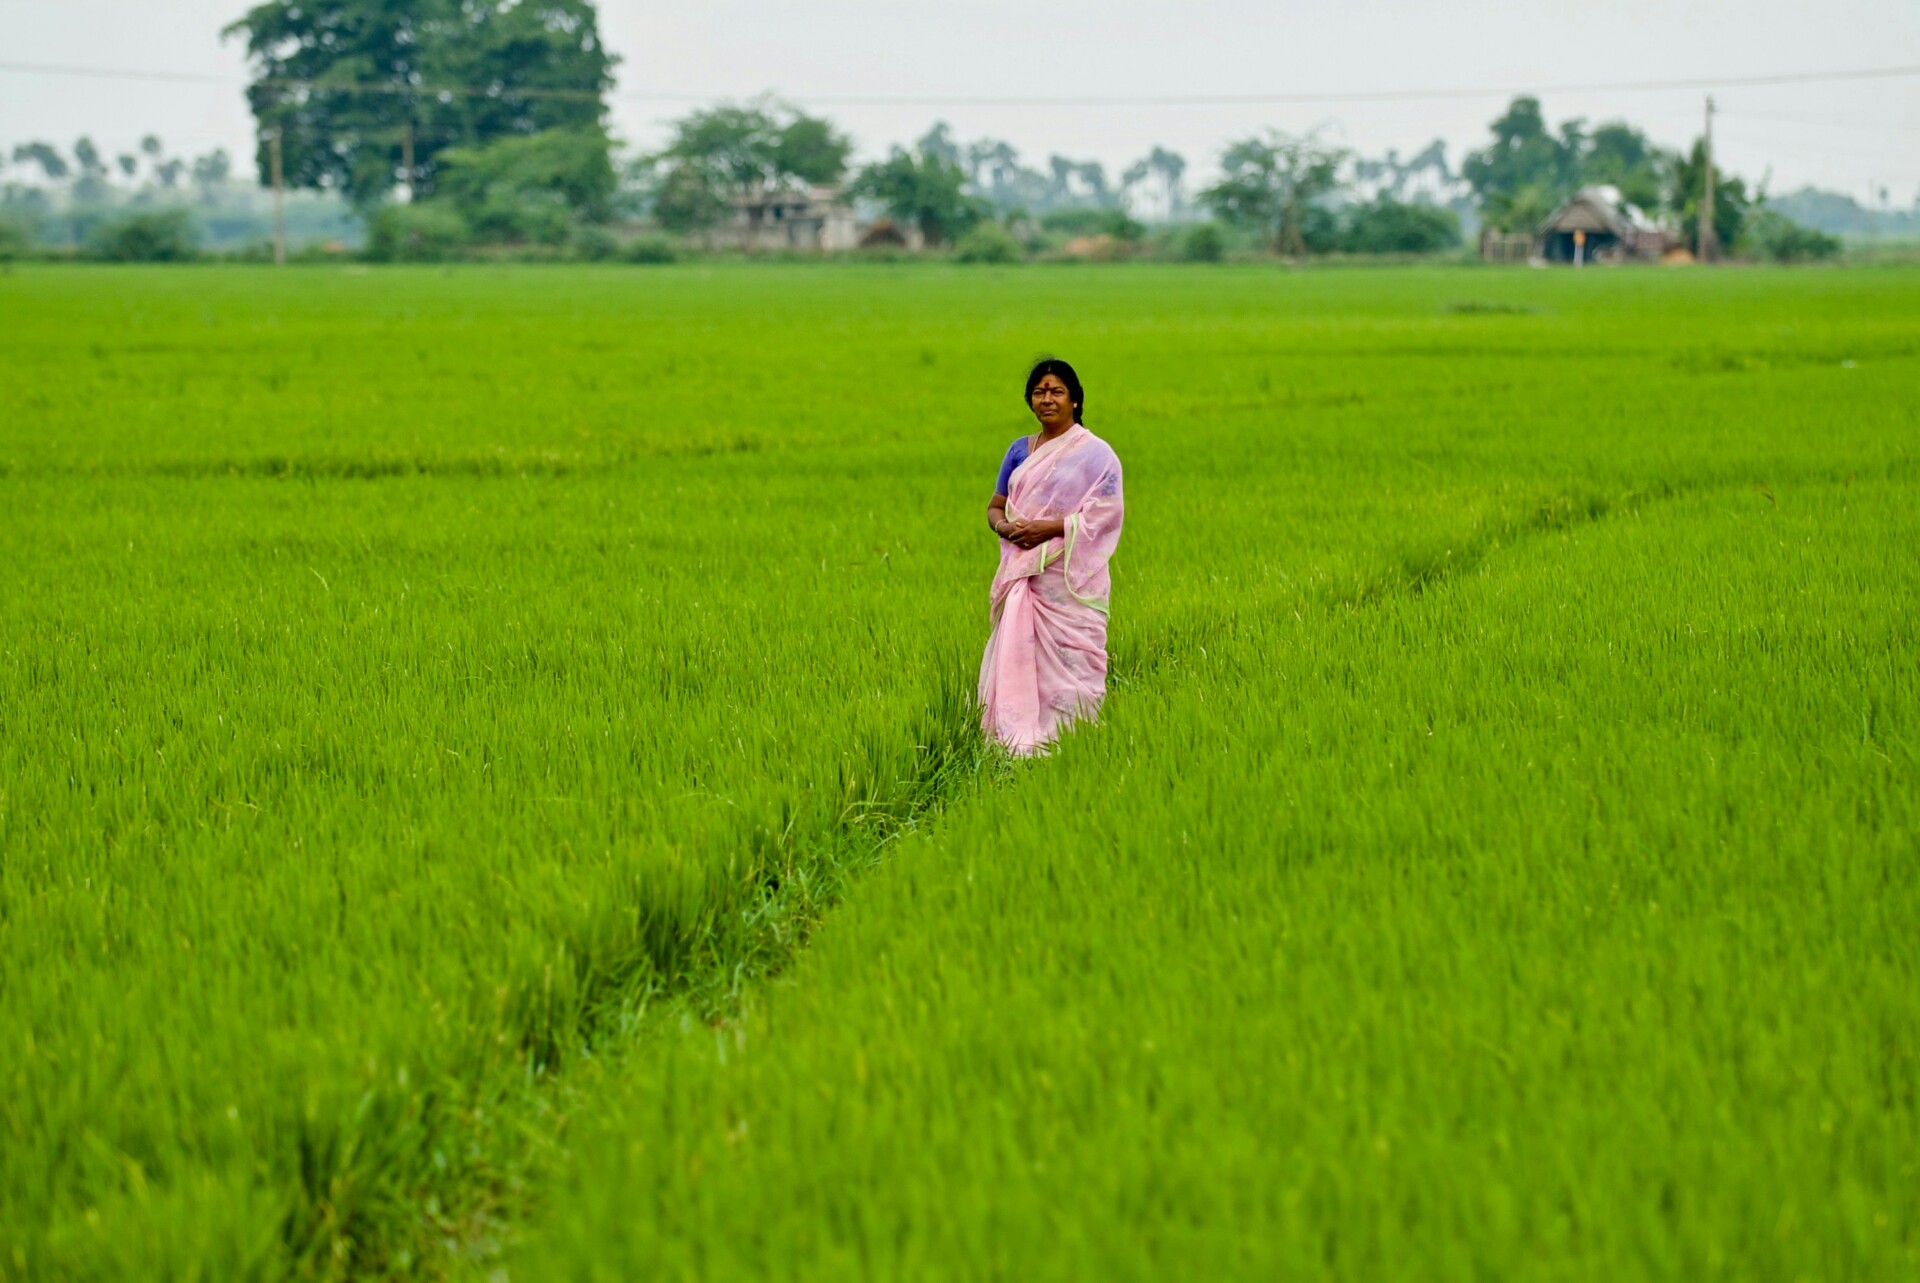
2, 57, 1918, 109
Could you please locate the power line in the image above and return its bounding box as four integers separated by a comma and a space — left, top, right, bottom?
1, 58, 1919, 109
1715, 108, 1918, 139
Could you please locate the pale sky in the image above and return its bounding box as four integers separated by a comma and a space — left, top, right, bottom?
3, 0, 1916, 205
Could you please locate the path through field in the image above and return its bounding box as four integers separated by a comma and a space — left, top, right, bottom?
2, 265, 1914, 1281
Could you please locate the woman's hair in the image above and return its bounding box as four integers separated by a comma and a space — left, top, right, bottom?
1025, 356, 1085, 424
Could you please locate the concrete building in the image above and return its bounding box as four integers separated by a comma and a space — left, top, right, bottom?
728, 185, 859, 252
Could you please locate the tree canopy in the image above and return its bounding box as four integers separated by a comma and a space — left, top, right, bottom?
848, 144, 987, 247
645, 102, 851, 240
223, 0, 616, 207
1464, 97, 1673, 230
1200, 132, 1346, 256
435, 124, 617, 243
11, 143, 68, 183
1672, 140, 1750, 254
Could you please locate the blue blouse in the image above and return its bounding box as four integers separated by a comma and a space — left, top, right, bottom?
993, 436, 1032, 498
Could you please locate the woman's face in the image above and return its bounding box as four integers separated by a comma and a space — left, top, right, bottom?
1030, 373, 1076, 430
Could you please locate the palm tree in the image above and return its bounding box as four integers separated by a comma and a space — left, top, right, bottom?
1149, 146, 1186, 219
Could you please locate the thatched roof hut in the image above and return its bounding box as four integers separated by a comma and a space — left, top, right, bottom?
1538, 187, 1672, 263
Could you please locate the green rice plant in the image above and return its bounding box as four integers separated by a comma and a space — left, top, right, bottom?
0, 263, 1914, 1280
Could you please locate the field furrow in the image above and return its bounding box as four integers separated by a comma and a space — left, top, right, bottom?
1, 264, 1914, 1281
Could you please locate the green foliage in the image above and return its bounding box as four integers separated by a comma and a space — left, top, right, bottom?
662, 103, 851, 192
953, 220, 1022, 263
647, 102, 851, 241
1462, 97, 1581, 223
649, 157, 734, 236
3, 267, 1915, 1279
472, 190, 575, 246
1341, 197, 1461, 254
1298, 204, 1343, 254
0, 212, 39, 261
1199, 131, 1346, 255
569, 223, 620, 261
435, 125, 617, 227
10, 140, 69, 182
1465, 100, 1673, 231
1478, 181, 1562, 235
1672, 139, 1750, 252
1739, 208, 1842, 262
363, 202, 471, 261
1038, 207, 1144, 242
224, 0, 616, 207
623, 234, 679, 263
82, 209, 198, 261
771, 113, 854, 188
70, 136, 112, 203
849, 146, 988, 247
189, 148, 232, 204
1179, 221, 1225, 261
1582, 121, 1669, 212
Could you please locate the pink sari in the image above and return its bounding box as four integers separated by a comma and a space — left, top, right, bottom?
979, 424, 1125, 755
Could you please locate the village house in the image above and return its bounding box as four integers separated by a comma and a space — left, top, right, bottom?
1479, 185, 1679, 264
728, 185, 859, 252
1536, 186, 1675, 263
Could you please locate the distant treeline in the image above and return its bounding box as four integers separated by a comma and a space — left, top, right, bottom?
1, 0, 1906, 263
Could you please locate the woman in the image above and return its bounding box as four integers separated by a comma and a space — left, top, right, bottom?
980, 358, 1125, 755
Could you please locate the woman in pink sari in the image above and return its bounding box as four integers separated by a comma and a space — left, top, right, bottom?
980, 358, 1125, 755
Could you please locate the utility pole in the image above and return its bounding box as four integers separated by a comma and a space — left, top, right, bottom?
1699, 95, 1716, 262
268, 126, 286, 267
401, 120, 415, 202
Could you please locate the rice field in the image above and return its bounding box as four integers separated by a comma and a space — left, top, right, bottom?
1, 262, 1915, 1281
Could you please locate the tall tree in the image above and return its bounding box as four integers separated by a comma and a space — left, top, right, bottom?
1119, 147, 1186, 222
649, 102, 851, 244
1201, 132, 1346, 256
1047, 155, 1075, 205
967, 138, 1028, 209
1077, 160, 1110, 206
1581, 122, 1670, 214
1462, 96, 1582, 228
436, 124, 617, 241
224, 0, 616, 207
11, 142, 69, 183
1672, 139, 1749, 253
849, 144, 986, 247
71, 137, 112, 202
917, 122, 962, 169
650, 158, 732, 239
190, 149, 231, 204
1149, 146, 1187, 219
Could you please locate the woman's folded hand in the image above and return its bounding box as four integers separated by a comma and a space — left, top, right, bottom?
1005, 518, 1063, 549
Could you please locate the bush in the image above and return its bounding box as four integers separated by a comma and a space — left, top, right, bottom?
1740, 209, 1842, 263
954, 221, 1022, 264
1181, 223, 1225, 262
84, 209, 198, 262
435, 126, 618, 224
364, 204, 472, 262
570, 224, 620, 261
467, 192, 574, 246
1039, 208, 1144, 242
0, 215, 36, 262
1342, 197, 1461, 254
1300, 205, 1343, 255
624, 234, 680, 264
